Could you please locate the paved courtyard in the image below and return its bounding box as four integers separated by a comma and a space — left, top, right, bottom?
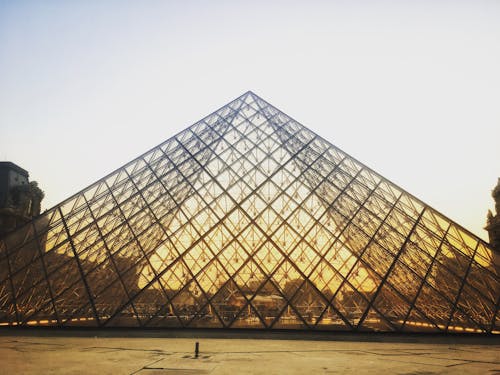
1, 330, 499, 374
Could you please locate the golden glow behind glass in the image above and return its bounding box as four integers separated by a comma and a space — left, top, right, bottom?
0, 92, 498, 333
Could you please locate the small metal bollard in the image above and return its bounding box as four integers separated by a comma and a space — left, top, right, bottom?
195, 341, 199, 358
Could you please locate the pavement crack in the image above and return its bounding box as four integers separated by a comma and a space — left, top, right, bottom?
129, 357, 164, 375
85, 346, 167, 354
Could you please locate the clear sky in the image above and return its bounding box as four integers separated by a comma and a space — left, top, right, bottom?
0, 1, 499, 241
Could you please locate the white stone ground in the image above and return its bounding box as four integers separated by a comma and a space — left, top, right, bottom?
1, 332, 499, 374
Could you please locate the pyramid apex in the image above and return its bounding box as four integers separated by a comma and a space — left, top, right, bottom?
244, 90, 259, 98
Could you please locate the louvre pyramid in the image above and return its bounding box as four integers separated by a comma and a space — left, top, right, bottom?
1, 91, 499, 333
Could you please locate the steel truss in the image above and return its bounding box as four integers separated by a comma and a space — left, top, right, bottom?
0, 91, 499, 333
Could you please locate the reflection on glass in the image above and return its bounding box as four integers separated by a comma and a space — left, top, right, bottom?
0, 92, 498, 333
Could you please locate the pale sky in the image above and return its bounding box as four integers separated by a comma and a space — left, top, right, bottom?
0, 1, 499, 241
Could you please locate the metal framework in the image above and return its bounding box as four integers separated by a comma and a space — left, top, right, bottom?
1, 91, 499, 333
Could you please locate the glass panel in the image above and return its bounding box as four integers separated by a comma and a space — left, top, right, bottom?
427, 254, 464, 303
289, 279, 327, 327
140, 280, 183, 328
386, 260, 422, 303
0, 283, 17, 325
47, 257, 85, 308
331, 282, 368, 327
314, 308, 350, 331
359, 307, 395, 332
56, 276, 95, 326
12, 256, 46, 305
413, 283, 454, 330
19, 298, 57, 327
370, 283, 411, 331
15, 271, 54, 325
455, 284, 495, 330
466, 260, 499, 304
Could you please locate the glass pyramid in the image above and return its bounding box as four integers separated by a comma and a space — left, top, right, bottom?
1, 91, 499, 333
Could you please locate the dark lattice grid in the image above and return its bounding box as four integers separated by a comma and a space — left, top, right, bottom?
1, 91, 499, 333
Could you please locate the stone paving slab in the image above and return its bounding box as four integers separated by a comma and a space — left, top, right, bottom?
1, 333, 499, 374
